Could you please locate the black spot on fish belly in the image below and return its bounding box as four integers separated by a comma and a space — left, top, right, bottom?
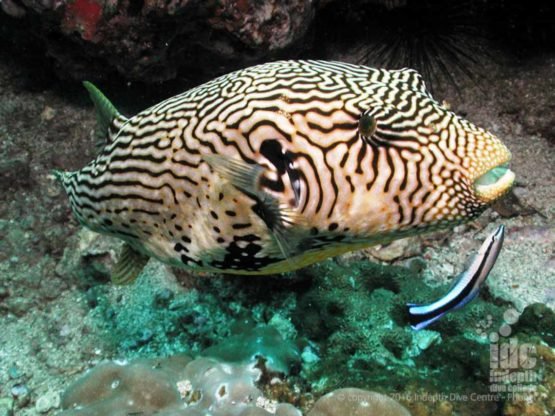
231, 223, 251, 230
213, 238, 278, 272
180, 254, 201, 267
174, 243, 189, 253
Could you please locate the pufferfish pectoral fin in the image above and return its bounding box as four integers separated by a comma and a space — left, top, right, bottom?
111, 243, 150, 285
202, 154, 264, 193
202, 154, 304, 259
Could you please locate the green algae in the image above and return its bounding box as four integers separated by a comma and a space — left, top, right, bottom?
290, 258, 507, 395
513, 303, 555, 346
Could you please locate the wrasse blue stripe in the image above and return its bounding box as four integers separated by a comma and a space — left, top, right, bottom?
407, 225, 505, 330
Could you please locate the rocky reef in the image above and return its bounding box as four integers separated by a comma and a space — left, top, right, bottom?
0, 0, 315, 83
1, 0, 554, 93
3, 228, 555, 415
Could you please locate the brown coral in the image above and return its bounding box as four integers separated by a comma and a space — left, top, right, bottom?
60, 355, 192, 415
59, 355, 302, 416
307, 388, 411, 416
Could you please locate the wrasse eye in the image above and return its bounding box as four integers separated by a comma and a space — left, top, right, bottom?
359, 112, 377, 138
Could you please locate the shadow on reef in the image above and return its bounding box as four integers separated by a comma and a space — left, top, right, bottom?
56, 229, 555, 415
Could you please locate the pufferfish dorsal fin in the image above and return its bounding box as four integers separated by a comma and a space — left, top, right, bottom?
83, 81, 128, 145
111, 243, 150, 285
203, 154, 304, 259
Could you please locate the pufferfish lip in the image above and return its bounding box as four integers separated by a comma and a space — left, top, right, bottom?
473, 163, 515, 203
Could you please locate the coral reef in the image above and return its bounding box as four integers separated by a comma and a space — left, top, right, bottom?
2, 199, 553, 415
51, 231, 553, 416
60, 356, 190, 415
59, 355, 416, 415
58, 354, 303, 415
292, 259, 503, 392
2, 1, 553, 90
0, 7, 554, 415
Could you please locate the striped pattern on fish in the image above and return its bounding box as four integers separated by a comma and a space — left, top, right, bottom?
57, 60, 514, 278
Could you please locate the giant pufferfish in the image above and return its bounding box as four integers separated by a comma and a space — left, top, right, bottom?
55, 60, 515, 283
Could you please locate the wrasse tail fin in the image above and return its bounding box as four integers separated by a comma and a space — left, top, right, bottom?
83, 81, 128, 145
51, 169, 72, 195
407, 304, 447, 331
111, 243, 150, 285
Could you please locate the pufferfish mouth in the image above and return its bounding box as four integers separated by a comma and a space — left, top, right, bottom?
473, 163, 515, 203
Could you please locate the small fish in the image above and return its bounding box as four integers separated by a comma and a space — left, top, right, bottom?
407, 225, 505, 330
54, 61, 515, 284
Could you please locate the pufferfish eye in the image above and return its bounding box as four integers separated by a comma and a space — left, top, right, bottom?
359, 112, 377, 138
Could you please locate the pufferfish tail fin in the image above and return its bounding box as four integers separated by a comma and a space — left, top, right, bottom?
83, 81, 128, 146
51, 169, 72, 195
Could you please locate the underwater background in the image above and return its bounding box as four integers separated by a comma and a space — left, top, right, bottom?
0, 1, 554, 415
